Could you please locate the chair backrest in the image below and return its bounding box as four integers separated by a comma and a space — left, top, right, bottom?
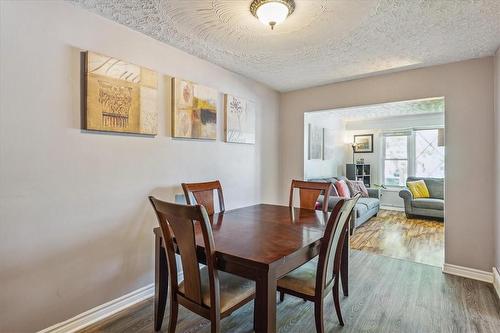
149, 196, 220, 309
289, 179, 332, 212
316, 193, 361, 292
182, 180, 225, 215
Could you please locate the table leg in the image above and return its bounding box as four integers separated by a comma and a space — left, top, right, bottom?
254, 271, 277, 333
154, 232, 168, 331
341, 228, 349, 297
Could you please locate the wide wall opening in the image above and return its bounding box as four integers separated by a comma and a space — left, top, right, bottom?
304, 97, 445, 267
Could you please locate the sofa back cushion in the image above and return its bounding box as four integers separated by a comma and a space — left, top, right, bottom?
407, 177, 444, 199
307, 178, 339, 196
334, 180, 350, 198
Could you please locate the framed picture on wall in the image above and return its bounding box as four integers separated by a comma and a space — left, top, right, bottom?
353, 134, 374, 153
308, 124, 324, 160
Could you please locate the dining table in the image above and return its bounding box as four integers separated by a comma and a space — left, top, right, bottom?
153, 203, 350, 333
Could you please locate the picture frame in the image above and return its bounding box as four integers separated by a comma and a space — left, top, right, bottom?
308, 124, 324, 160
353, 134, 374, 153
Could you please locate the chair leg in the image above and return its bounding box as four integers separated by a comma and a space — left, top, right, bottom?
279, 291, 285, 302
314, 299, 324, 333
333, 281, 344, 326
168, 297, 178, 333
210, 312, 221, 333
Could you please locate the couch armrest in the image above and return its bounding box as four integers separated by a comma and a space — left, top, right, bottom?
367, 188, 380, 199
399, 188, 413, 213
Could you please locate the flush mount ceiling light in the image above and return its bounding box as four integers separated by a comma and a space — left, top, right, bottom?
250, 0, 295, 30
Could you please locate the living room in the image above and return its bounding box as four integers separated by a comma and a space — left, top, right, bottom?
1, 1, 500, 333
305, 98, 445, 267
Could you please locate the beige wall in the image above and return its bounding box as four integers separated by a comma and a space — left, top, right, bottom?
495, 48, 500, 271
0, 1, 279, 331
280, 57, 496, 272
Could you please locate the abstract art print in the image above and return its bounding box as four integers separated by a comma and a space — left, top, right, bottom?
172, 78, 218, 140
224, 94, 256, 144
82, 51, 158, 135
308, 124, 324, 160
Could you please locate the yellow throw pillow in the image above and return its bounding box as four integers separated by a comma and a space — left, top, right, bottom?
407, 180, 430, 198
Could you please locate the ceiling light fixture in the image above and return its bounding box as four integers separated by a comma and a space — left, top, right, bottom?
250, 0, 295, 30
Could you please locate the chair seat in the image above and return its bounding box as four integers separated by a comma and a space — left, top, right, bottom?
179, 266, 255, 313
277, 259, 318, 296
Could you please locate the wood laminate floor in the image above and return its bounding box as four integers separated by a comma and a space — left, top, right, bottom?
351, 210, 444, 267
79, 251, 499, 333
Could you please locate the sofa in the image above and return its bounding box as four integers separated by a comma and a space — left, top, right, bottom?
309, 176, 381, 229
399, 177, 444, 219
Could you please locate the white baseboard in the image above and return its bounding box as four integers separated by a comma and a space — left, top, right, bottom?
493, 267, 500, 300
380, 205, 404, 212
442, 263, 493, 283
38, 283, 154, 333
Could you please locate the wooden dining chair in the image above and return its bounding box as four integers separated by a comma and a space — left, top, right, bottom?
149, 197, 255, 333
182, 180, 225, 215
277, 193, 361, 332
289, 179, 332, 212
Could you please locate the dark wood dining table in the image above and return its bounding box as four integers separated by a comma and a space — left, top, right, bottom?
153, 204, 350, 333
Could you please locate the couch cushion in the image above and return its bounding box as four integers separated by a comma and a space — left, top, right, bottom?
411, 198, 444, 210
358, 197, 380, 210
407, 177, 444, 199
355, 203, 368, 218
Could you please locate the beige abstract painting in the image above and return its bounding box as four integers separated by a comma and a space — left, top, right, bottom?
224, 94, 256, 144
172, 78, 218, 140
83, 51, 158, 135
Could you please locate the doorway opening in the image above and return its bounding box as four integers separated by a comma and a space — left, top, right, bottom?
304, 97, 445, 267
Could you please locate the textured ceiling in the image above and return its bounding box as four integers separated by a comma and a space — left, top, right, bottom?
315, 97, 444, 121
70, 0, 500, 92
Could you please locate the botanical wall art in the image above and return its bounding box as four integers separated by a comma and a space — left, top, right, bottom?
308, 124, 324, 160
354, 134, 374, 153
224, 94, 256, 144
82, 51, 158, 135
172, 78, 218, 140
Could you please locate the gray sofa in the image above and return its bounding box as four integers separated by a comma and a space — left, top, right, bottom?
399, 177, 444, 219
310, 176, 380, 229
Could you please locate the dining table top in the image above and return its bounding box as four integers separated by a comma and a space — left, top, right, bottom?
153, 203, 331, 266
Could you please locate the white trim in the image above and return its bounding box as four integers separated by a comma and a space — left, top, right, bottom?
493, 267, 500, 300
38, 284, 154, 333
442, 263, 493, 283
380, 205, 404, 212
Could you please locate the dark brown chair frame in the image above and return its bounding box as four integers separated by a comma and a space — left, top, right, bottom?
182, 180, 225, 215
278, 193, 361, 332
149, 197, 254, 333
289, 179, 333, 212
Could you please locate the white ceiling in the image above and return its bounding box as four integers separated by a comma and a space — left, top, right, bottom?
70, 0, 500, 92
312, 97, 444, 121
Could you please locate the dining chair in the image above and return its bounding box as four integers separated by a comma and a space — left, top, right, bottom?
149, 197, 255, 333
277, 193, 361, 332
182, 180, 225, 215
289, 179, 333, 212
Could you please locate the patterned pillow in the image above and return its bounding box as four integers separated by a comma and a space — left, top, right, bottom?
346, 180, 369, 198
334, 180, 351, 198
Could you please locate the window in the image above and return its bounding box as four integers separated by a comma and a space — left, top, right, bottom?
415, 129, 444, 178
382, 128, 444, 186
383, 135, 408, 186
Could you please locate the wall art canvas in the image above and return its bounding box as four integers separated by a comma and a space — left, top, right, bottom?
224, 94, 256, 144
354, 134, 374, 153
172, 78, 218, 140
308, 124, 324, 160
82, 51, 158, 135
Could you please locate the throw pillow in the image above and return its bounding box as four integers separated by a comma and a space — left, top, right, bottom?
334, 180, 351, 198
407, 180, 430, 198
346, 180, 369, 197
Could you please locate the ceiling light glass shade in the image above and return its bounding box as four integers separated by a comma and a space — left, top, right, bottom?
250, 0, 295, 30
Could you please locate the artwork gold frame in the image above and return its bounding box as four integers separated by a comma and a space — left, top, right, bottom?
171, 78, 218, 140
82, 51, 158, 135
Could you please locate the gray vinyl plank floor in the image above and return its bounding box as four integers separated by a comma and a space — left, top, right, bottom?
80, 250, 500, 333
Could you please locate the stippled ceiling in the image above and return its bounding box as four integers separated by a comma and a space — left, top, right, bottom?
69, 0, 500, 92
315, 97, 444, 121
